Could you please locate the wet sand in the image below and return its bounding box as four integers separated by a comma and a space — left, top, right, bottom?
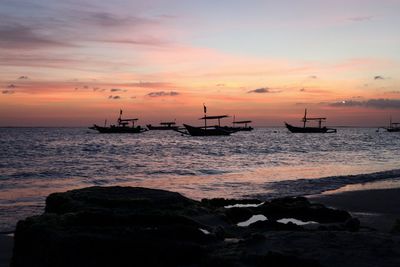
309, 188, 400, 232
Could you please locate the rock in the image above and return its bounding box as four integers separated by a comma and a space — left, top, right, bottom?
345, 218, 360, 232
11, 187, 366, 267
257, 251, 321, 267
224, 207, 254, 224
201, 198, 261, 208
254, 197, 351, 223
12, 187, 216, 267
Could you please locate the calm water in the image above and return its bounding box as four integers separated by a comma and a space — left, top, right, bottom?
1, 127, 400, 232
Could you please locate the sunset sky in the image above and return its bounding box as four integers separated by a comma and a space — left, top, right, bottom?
1, 0, 399, 126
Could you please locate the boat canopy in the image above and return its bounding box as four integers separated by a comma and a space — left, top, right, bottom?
233, 120, 252, 124
160, 122, 176, 125
199, 115, 229, 120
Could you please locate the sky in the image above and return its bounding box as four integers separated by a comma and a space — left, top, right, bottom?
0, 0, 399, 126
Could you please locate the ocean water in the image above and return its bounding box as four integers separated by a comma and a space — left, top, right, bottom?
1, 127, 400, 232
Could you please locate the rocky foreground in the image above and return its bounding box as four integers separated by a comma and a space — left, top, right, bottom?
11, 186, 400, 267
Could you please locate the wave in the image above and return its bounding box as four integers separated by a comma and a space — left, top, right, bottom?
249, 168, 400, 199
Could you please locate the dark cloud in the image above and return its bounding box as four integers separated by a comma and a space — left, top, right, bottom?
300, 88, 306, 92
2, 90, 15, 94
248, 88, 269, 93
330, 99, 400, 109
6, 84, 17, 89
147, 91, 179, 97
108, 95, 121, 99
18, 76, 28, 79
0, 24, 72, 49
374, 75, 385, 80
110, 88, 127, 92
348, 16, 373, 22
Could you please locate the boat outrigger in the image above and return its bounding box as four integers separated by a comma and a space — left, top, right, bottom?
285, 109, 337, 133
89, 110, 147, 133
146, 121, 179, 130
385, 117, 400, 132
174, 105, 233, 136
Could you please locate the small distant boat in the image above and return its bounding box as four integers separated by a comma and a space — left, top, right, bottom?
89, 110, 147, 134
285, 109, 337, 133
147, 121, 179, 130
174, 105, 232, 136
385, 117, 400, 132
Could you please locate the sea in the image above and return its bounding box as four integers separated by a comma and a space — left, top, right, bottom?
1, 127, 400, 232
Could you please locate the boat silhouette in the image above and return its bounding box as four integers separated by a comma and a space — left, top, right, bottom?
147, 121, 179, 130
89, 110, 147, 133
174, 105, 233, 136
385, 117, 400, 132
285, 109, 337, 133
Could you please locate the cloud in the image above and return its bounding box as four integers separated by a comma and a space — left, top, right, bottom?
6, 84, 17, 88
110, 88, 127, 92
374, 75, 385, 80
329, 99, 400, 109
0, 24, 72, 49
348, 16, 373, 22
385, 91, 400, 94
147, 91, 179, 97
300, 88, 306, 92
99, 37, 168, 47
85, 12, 152, 27
248, 88, 269, 93
108, 95, 121, 99
18, 76, 28, 79
2, 90, 15, 94
308, 75, 317, 79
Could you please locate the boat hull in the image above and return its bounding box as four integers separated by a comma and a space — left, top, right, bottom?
146, 124, 179, 130
285, 123, 336, 133
386, 128, 400, 132
90, 125, 146, 133
182, 124, 231, 136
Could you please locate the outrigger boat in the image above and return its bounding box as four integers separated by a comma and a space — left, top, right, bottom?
89, 110, 147, 133
385, 117, 400, 132
285, 109, 337, 133
230, 117, 253, 131
174, 105, 232, 136
146, 121, 179, 130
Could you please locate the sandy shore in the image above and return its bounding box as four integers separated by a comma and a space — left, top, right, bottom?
309, 188, 400, 232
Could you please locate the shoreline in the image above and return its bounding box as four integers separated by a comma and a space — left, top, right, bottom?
309, 187, 400, 232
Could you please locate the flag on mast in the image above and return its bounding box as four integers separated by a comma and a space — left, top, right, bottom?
203, 104, 207, 114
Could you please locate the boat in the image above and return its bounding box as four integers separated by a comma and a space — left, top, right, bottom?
230, 118, 253, 131
385, 117, 400, 132
173, 105, 233, 136
146, 121, 179, 130
284, 109, 337, 133
89, 110, 147, 133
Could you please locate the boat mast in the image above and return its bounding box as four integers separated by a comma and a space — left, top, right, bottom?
203, 104, 207, 130
303, 108, 307, 128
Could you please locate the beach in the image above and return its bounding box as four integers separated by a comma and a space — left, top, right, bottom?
310, 187, 400, 232
3, 183, 400, 266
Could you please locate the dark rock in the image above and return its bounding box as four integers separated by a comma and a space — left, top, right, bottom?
201, 198, 261, 208
254, 197, 351, 223
11, 187, 365, 267
257, 251, 321, 267
224, 207, 253, 224
250, 220, 304, 231
345, 218, 360, 232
